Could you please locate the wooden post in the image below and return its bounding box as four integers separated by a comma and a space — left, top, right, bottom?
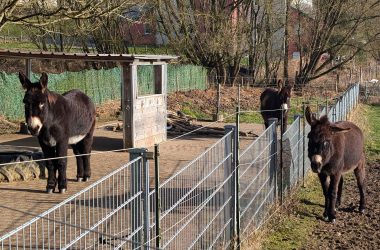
335, 73, 339, 93
25, 58, 31, 79
121, 62, 136, 149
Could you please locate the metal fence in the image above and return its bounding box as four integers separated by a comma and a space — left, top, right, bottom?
238, 122, 277, 238
155, 130, 235, 249
0, 84, 360, 249
0, 157, 153, 249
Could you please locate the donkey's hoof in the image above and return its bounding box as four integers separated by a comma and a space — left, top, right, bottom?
46, 188, 54, 194
77, 177, 83, 182
330, 218, 336, 223
59, 188, 66, 194
359, 209, 365, 214
83, 177, 90, 182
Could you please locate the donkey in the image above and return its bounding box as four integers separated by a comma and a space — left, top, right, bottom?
305, 106, 366, 222
19, 72, 96, 194
260, 81, 292, 134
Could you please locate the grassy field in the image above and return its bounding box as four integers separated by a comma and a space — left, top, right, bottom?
365, 105, 380, 161
253, 104, 380, 250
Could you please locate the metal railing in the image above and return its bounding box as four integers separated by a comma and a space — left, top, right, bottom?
0, 84, 360, 249
155, 130, 235, 249
238, 122, 276, 238
0, 157, 151, 249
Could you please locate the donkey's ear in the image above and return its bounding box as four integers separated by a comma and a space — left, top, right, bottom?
330, 124, 351, 134
277, 79, 283, 89
19, 72, 32, 89
39, 72, 48, 91
305, 106, 317, 125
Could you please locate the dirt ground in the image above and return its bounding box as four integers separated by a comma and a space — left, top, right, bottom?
0, 120, 263, 236
302, 160, 380, 250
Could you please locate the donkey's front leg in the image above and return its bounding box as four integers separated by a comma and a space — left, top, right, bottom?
318, 173, 329, 220
39, 140, 57, 193
327, 174, 342, 222
56, 142, 69, 193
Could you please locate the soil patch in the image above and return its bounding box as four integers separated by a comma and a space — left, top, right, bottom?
302, 160, 380, 249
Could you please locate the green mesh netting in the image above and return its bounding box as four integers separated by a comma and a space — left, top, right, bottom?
0, 64, 207, 121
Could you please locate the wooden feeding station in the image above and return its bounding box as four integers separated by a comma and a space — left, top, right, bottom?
0, 50, 178, 149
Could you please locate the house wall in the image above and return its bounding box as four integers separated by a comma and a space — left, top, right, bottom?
124, 23, 156, 46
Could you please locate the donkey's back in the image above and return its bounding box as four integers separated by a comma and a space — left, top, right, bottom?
62, 89, 95, 137
335, 121, 364, 173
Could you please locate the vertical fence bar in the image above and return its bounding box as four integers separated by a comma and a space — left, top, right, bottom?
129, 148, 146, 249
268, 118, 279, 203
302, 102, 308, 187
154, 144, 160, 249
269, 118, 278, 203
224, 125, 234, 248
294, 115, 302, 182
235, 106, 241, 249
142, 150, 150, 250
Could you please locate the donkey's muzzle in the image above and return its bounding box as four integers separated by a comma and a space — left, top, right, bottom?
28, 125, 40, 136
310, 161, 322, 173
311, 154, 323, 173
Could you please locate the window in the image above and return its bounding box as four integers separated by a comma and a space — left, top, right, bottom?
144, 24, 152, 35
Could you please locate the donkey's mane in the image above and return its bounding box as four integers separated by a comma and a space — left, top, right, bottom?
319, 115, 330, 125
47, 90, 58, 104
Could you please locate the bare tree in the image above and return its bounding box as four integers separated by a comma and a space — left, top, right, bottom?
1, 1, 128, 30
155, 0, 249, 84
293, 0, 380, 86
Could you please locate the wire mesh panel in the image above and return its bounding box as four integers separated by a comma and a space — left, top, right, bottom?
0, 157, 151, 250
238, 123, 276, 237
282, 117, 302, 189
157, 131, 235, 250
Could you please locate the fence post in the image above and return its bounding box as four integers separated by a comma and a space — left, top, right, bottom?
224, 125, 237, 249
302, 102, 309, 188
215, 81, 222, 121
129, 148, 149, 249
268, 118, 279, 203
235, 106, 241, 249
25, 58, 32, 79
294, 115, 302, 183
332, 99, 337, 123
154, 144, 161, 249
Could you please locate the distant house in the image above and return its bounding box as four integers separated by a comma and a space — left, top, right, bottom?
288, 3, 314, 59
122, 5, 157, 46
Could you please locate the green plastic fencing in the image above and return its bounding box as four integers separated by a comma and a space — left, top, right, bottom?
0, 64, 207, 121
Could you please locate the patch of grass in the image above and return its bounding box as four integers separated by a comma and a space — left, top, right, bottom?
259, 175, 324, 250
224, 112, 263, 124
0, 41, 39, 50
181, 103, 212, 120
365, 105, 380, 161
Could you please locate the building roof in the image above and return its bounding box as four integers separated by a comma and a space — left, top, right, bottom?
0, 50, 178, 62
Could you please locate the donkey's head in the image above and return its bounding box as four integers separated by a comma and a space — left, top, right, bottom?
278, 81, 292, 111
19, 72, 50, 136
305, 106, 350, 173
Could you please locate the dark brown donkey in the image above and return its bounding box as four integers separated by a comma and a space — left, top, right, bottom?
19, 72, 96, 194
305, 106, 366, 222
260, 81, 292, 134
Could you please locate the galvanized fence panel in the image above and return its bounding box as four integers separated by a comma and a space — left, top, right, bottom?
154, 131, 235, 250
282, 117, 303, 190
0, 84, 361, 249
0, 157, 151, 250
238, 123, 276, 237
